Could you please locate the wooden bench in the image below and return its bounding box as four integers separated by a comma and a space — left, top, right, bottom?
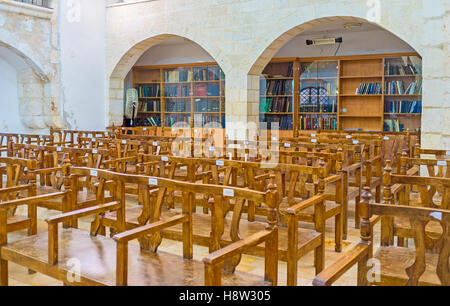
313, 186, 449, 286
0, 169, 279, 286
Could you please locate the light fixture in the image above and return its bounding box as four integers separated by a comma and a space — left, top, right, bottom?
343, 22, 362, 29
306, 37, 343, 46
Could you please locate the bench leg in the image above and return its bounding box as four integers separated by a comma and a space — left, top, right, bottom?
335, 213, 343, 252
354, 195, 361, 229
0, 259, 7, 286
314, 240, 325, 275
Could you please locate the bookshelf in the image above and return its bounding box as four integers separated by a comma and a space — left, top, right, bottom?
133, 62, 225, 130
383, 55, 422, 132
259, 53, 422, 135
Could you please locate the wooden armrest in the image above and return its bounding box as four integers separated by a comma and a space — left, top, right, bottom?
343, 163, 361, 172
324, 174, 341, 184
0, 184, 33, 195
46, 201, 121, 224
285, 195, 325, 215
113, 214, 187, 242
407, 166, 419, 176
254, 173, 271, 181
34, 167, 62, 174
0, 191, 67, 209
391, 183, 405, 196
203, 230, 273, 265
313, 244, 369, 286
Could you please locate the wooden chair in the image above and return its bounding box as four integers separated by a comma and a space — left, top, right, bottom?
313, 186, 450, 286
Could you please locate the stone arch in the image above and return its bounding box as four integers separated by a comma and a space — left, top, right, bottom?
248, 16, 422, 76
107, 33, 226, 126
0, 41, 58, 131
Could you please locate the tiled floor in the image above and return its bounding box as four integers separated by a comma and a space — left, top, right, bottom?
6, 196, 380, 286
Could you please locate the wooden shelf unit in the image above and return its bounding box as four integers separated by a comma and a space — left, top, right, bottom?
133, 62, 225, 130
259, 52, 422, 135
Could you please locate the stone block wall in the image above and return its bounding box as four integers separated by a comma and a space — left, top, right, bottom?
106, 0, 450, 147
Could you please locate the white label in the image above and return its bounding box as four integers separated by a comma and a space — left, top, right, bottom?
92, 149, 98, 154
216, 160, 225, 166
446, 151, 450, 156
228, 152, 233, 160
122, 128, 125, 130
272, 137, 277, 141
161, 156, 169, 162
209, 146, 215, 152
284, 143, 291, 148
430, 212, 442, 221
153, 142, 158, 146
143, 128, 147, 131
341, 108, 347, 113
194, 129, 198, 133
223, 189, 234, 197
346, 135, 352, 139
383, 136, 390, 140
90, 170, 98, 177
353, 140, 359, 145
244, 154, 248, 162
244, 141, 249, 145
437, 160, 447, 166
148, 178, 158, 185
56, 147, 62, 152
311, 139, 317, 143
311, 134, 316, 137
122, 140, 126, 144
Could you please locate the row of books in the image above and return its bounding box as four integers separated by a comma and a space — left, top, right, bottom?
260, 115, 293, 130
356, 82, 382, 95
259, 97, 292, 113
165, 101, 190, 112
299, 115, 337, 131
385, 63, 421, 75
384, 119, 404, 132
138, 101, 161, 112
164, 85, 190, 97
384, 101, 422, 114
384, 80, 422, 95
193, 84, 220, 96
165, 114, 191, 127
138, 85, 161, 98
261, 79, 293, 96
299, 100, 337, 113
195, 115, 225, 128
146, 116, 161, 127
194, 100, 221, 112
193, 66, 223, 81
164, 70, 192, 83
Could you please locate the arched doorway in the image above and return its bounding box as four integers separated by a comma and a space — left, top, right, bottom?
248, 17, 422, 138
0, 42, 56, 133
107, 34, 226, 135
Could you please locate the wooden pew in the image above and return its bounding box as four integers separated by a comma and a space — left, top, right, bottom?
313, 186, 449, 286
0, 169, 279, 286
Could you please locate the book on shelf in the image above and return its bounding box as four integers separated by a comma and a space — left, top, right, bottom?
384, 80, 422, 95
197, 114, 222, 127
193, 66, 221, 81
260, 114, 293, 130
356, 82, 382, 95
164, 85, 190, 97
300, 115, 337, 130
194, 99, 220, 112
138, 85, 160, 97
261, 79, 293, 95
384, 119, 404, 132
260, 97, 292, 113
384, 100, 422, 114
145, 116, 161, 127
138, 100, 161, 112
165, 114, 191, 127
385, 61, 421, 75
164, 70, 192, 83
165, 100, 190, 112
194, 84, 220, 96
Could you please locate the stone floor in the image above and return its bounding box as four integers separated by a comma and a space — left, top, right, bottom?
6, 195, 381, 286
